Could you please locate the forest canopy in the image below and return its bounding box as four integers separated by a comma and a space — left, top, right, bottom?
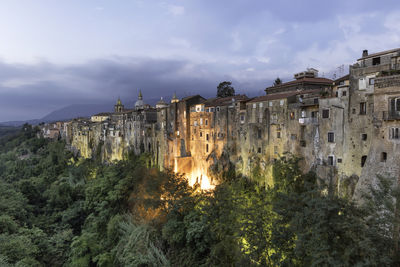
0, 125, 399, 266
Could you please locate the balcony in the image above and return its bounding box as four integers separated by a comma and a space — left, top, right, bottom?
298, 117, 319, 125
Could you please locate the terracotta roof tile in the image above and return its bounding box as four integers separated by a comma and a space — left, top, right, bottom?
248, 89, 321, 103
265, 77, 333, 91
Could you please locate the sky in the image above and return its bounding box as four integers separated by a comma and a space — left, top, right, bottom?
0, 0, 400, 121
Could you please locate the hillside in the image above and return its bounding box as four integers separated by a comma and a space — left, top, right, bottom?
0, 127, 398, 266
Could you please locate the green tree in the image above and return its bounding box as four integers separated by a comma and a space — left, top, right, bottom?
273, 77, 282, 86
217, 81, 235, 98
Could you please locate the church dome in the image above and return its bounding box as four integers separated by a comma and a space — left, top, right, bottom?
156, 97, 168, 109
135, 90, 145, 109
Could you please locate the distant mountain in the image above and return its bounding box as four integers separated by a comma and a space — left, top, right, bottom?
0, 97, 163, 127
0, 103, 113, 126
40, 103, 113, 122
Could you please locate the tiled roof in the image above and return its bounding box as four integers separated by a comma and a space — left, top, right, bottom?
248, 89, 321, 103
93, 112, 111, 116
181, 94, 205, 101
204, 94, 249, 107
357, 48, 400, 60
266, 77, 333, 91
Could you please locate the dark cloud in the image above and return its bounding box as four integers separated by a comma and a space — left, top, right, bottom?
0, 57, 268, 122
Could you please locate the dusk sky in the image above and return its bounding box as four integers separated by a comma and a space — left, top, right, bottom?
1, 0, 400, 121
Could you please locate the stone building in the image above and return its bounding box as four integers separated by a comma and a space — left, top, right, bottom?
47, 48, 400, 196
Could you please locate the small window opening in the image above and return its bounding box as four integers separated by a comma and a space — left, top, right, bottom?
361, 155, 367, 167
361, 134, 367, 141
360, 102, 367, 115
372, 57, 381, 65
381, 152, 387, 162
328, 156, 334, 166
322, 109, 330, 118
328, 132, 335, 143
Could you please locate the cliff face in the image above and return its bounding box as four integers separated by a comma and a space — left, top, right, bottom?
44, 49, 400, 196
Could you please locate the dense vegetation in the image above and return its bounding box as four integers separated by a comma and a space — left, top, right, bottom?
0, 125, 399, 266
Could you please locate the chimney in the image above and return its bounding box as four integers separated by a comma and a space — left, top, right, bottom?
362, 50, 368, 57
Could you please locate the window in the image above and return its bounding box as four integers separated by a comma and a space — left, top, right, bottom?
291, 134, 297, 140
277, 131, 281, 138
390, 127, 400, 139
328, 156, 334, 166
210, 107, 215, 112
335, 91, 339, 97
258, 129, 262, 139
369, 78, 375, 85
253, 103, 256, 108
361, 155, 367, 167
205, 119, 208, 126
337, 158, 342, 163
360, 102, 366, 115
206, 134, 209, 141
200, 118, 203, 125
328, 132, 335, 143
269, 101, 273, 107
194, 121, 198, 126
205, 108, 209, 112
280, 100, 284, 106
200, 132, 202, 137
257, 147, 262, 153
361, 133, 367, 141
290, 112, 295, 120
314, 98, 319, 104
240, 115, 245, 122
216, 107, 220, 112
352, 108, 356, 114
342, 90, 347, 96
397, 98, 400, 112
322, 109, 330, 118
372, 57, 381, 65
259, 103, 263, 108
274, 146, 278, 154
206, 144, 209, 153
311, 111, 317, 118
381, 152, 387, 162
301, 110, 306, 118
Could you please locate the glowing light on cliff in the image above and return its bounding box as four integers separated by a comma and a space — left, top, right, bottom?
187, 169, 215, 191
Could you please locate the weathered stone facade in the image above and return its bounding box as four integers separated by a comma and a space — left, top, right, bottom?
42, 48, 400, 195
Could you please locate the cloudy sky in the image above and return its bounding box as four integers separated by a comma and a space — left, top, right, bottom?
0, 0, 400, 121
